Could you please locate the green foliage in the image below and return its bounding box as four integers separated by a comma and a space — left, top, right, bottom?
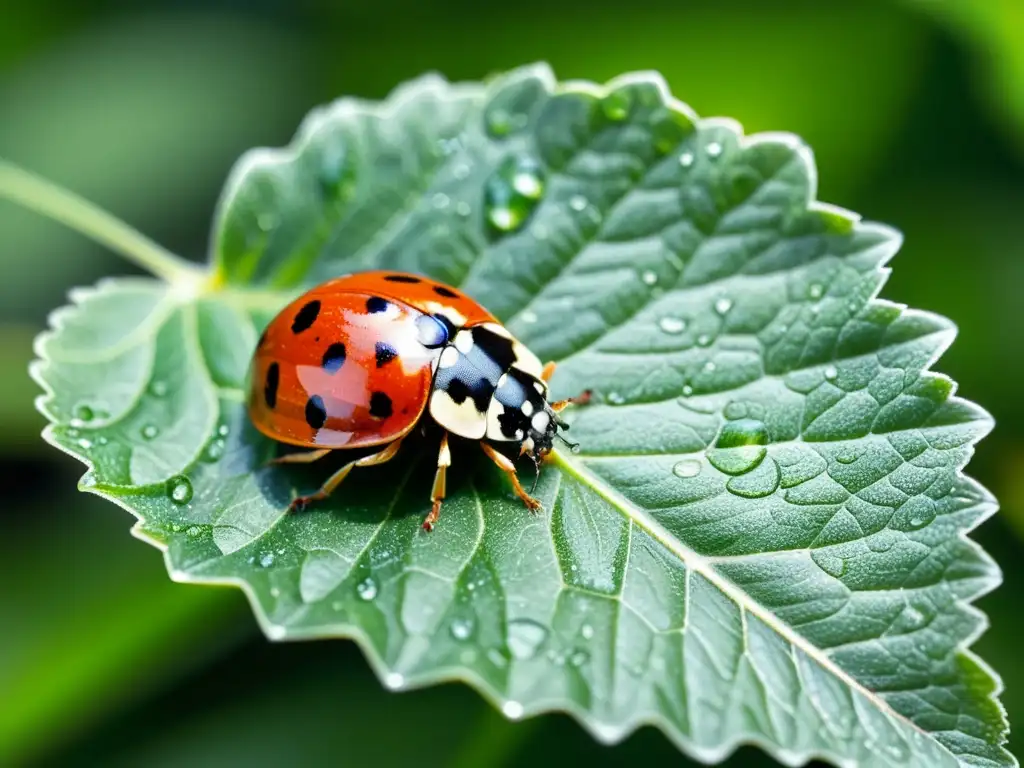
30, 64, 1011, 767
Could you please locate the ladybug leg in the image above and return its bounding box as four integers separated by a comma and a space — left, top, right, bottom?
422, 432, 451, 532
551, 390, 592, 413
541, 361, 592, 412
288, 439, 403, 513
269, 448, 332, 465
479, 442, 542, 512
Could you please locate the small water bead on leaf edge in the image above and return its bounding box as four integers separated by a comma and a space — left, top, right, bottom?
385, 672, 405, 689
502, 701, 525, 720
679, 151, 695, 167
484, 154, 545, 234
167, 475, 194, 505
450, 617, 474, 641
569, 194, 588, 212
356, 577, 378, 601
641, 270, 658, 286
705, 141, 723, 157
141, 424, 159, 440
714, 297, 733, 315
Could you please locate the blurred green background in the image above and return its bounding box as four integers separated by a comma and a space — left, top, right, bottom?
1, 1, 1022, 765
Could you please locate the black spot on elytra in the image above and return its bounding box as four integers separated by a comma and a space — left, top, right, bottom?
322, 343, 346, 373
433, 284, 458, 298
292, 300, 321, 333
366, 296, 389, 313
375, 342, 397, 367
264, 362, 280, 409
369, 392, 393, 419
305, 394, 327, 429
445, 375, 494, 412
471, 325, 516, 372
384, 274, 421, 283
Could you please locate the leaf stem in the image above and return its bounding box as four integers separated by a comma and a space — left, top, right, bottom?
0, 158, 206, 287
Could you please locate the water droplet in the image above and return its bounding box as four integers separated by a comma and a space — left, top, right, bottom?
141, 424, 159, 440
641, 270, 658, 286
331, 600, 343, 611
697, 333, 712, 347
385, 672, 404, 689
812, 551, 846, 578
886, 743, 909, 761
484, 155, 545, 234
673, 459, 702, 478
453, 163, 471, 180
218, 423, 230, 437
902, 606, 925, 629
659, 316, 686, 334
502, 701, 524, 720
706, 418, 769, 475
167, 476, 193, 505
824, 365, 838, 381
97, 436, 108, 446
260, 552, 275, 568
257, 212, 277, 231
450, 617, 474, 641
606, 392, 625, 405
569, 650, 590, 667
77, 437, 93, 450
679, 151, 694, 167
270, 586, 281, 598
431, 192, 450, 209
702, 361, 716, 373
186, 525, 202, 537
455, 201, 471, 217
706, 141, 723, 157
726, 457, 781, 498
809, 283, 823, 299
868, 530, 898, 553
356, 577, 378, 601
681, 384, 693, 397
202, 439, 226, 463
569, 194, 588, 212
835, 450, 858, 465
714, 298, 733, 315
601, 91, 631, 121
581, 623, 594, 640
74, 404, 95, 422
149, 381, 168, 397
486, 108, 512, 137
67, 428, 80, 438
507, 618, 548, 660
520, 310, 538, 324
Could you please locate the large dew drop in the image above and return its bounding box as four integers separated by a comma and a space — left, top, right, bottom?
706, 418, 769, 475
484, 155, 545, 234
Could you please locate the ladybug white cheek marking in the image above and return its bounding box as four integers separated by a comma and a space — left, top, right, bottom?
485, 399, 522, 442
430, 389, 487, 439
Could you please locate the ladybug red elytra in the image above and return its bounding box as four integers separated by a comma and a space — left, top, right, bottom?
247, 270, 590, 531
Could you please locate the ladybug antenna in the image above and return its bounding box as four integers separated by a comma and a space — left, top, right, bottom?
556, 432, 580, 453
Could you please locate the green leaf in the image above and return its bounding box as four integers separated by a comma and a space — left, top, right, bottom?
30, 64, 1011, 767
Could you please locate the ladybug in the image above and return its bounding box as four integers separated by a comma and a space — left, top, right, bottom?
247, 270, 590, 531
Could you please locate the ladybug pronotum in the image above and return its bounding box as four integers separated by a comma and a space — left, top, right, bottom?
247, 270, 591, 531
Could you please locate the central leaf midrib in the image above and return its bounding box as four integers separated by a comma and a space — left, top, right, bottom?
549, 448, 943, 753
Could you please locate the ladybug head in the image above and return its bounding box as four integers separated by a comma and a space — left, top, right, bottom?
521, 405, 578, 490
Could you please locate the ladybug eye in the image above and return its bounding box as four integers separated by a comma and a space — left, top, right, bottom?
415, 314, 450, 348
